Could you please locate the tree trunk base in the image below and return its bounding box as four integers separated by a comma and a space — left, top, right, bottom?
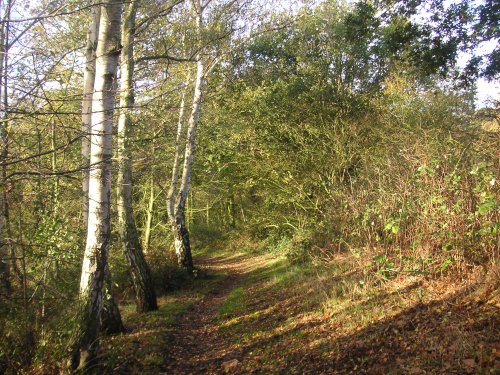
173, 222, 194, 273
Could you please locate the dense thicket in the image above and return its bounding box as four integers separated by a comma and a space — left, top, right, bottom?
0, 0, 497, 372
190, 3, 498, 269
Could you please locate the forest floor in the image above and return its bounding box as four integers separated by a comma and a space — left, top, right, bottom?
101, 254, 499, 374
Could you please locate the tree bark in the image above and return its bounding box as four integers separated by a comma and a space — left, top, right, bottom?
100, 267, 125, 335
80, 0, 125, 339
167, 68, 190, 224
68, 0, 123, 371
172, 209, 193, 270
143, 177, 155, 253
172, 0, 205, 272
82, 3, 101, 227
117, 0, 157, 312
167, 71, 191, 270
0, 0, 11, 295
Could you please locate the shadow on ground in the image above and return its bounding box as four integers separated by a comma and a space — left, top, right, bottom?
100, 254, 499, 374
214, 258, 499, 374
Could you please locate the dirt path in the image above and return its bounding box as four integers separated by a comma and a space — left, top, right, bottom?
160, 255, 267, 374
104, 254, 499, 374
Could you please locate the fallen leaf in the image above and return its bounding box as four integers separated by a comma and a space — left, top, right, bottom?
463, 358, 475, 373
222, 358, 241, 372
408, 366, 423, 374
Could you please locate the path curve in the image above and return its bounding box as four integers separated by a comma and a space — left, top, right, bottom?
161, 255, 267, 374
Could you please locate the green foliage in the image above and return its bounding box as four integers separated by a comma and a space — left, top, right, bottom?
371, 254, 397, 280
191, 1, 498, 278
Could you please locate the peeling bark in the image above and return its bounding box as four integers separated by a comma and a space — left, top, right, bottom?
117, 0, 157, 312
69, 0, 123, 371
171, 0, 205, 272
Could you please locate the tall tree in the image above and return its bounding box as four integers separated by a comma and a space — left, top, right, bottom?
117, 0, 158, 312
68, 0, 123, 370
0, 0, 11, 294
81, 0, 125, 335
163, 0, 248, 270
170, 0, 205, 272
81, 3, 101, 227
167, 68, 190, 267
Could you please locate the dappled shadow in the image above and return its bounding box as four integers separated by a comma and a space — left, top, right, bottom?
102, 255, 499, 374
285, 291, 499, 374
157, 255, 271, 374
99, 255, 266, 374
211, 259, 499, 374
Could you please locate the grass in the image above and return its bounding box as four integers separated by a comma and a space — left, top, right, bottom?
218, 287, 245, 317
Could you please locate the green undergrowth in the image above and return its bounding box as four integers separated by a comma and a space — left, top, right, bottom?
195, 243, 249, 259
218, 286, 245, 318
100, 267, 227, 374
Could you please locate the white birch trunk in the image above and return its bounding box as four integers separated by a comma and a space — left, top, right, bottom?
167, 71, 189, 223
0, 0, 11, 293
143, 177, 155, 253
69, 0, 122, 370
82, 4, 101, 227
172, 0, 205, 271
81, 2, 124, 335
117, 0, 158, 312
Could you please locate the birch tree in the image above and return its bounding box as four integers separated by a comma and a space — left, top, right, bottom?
69, 0, 123, 370
81, 1, 125, 334
166, 0, 245, 271
81, 3, 101, 227
0, 0, 11, 293
117, 0, 158, 312
167, 0, 205, 272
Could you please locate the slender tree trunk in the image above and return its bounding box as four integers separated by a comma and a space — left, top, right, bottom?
172, 0, 205, 272
51, 121, 59, 211
68, 0, 123, 371
117, 0, 157, 312
50, 121, 60, 279
143, 177, 155, 253
167, 68, 190, 223
0, 0, 11, 294
228, 195, 235, 228
82, 4, 101, 227
167, 72, 190, 270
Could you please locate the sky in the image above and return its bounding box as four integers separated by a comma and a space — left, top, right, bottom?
477, 79, 499, 107
473, 41, 499, 106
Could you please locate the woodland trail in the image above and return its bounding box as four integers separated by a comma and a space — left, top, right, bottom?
160, 255, 269, 374
104, 254, 499, 374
